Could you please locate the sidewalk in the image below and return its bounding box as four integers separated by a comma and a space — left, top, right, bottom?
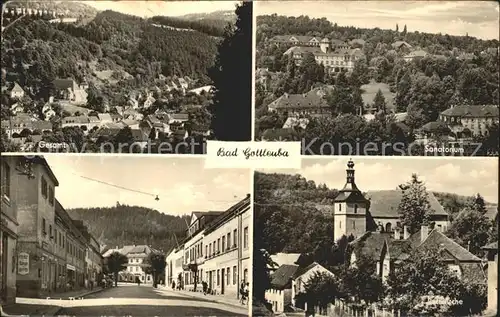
2, 287, 105, 316
159, 285, 248, 310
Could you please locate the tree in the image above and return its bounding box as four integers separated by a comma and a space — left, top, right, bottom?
106, 251, 128, 286
373, 89, 387, 113
208, 2, 252, 141
397, 174, 433, 234
297, 271, 339, 314
446, 207, 491, 257
145, 252, 166, 288
0, 128, 20, 152
253, 249, 277, 301
385, 248, 486, 316
340, 254, 384, 309
188, 263, 199, 292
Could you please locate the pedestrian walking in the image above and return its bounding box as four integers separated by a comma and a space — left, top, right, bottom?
202, 281, 208, 295
239, 281, 247, 305
172, 281, 176, 290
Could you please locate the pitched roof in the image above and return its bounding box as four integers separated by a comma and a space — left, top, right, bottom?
350, 231, 392, 261
365, 190, 448, 218
53, 78, 78, 90
11, 82, 24, 93
441, 105, 499, 118
420, 121, 451, 133
98, 113, 112, 121
482, 241, 498, 250
270, 253, 301, 268
169, 113, 189, 121
270, 264, 299, 289
415, 229, 482, 262
392, 41, 412, 48
293, 262, 325, 279
269, 90, 329, 110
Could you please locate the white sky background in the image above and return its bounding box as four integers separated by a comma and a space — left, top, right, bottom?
81, 1, 239, 17
259, 158, 498, 203
45, 155, 250, 216
256, 1, 500, 40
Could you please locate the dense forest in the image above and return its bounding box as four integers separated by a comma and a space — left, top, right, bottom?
255, 15, 499, 155
1, 9, 219, 103
150, 16, 229, 37
68, 204, 189, 252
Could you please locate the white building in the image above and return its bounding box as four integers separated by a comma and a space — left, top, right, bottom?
291, 262, 335, 308
125, 245, 154, 284
165, 195, 251, 300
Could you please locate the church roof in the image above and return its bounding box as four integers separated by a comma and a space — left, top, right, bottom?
365, 190, 447, 218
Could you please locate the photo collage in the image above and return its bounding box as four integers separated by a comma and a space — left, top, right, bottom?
0, 1, 498, 317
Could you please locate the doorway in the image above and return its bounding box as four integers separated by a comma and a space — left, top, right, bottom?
221, 268, 225, 295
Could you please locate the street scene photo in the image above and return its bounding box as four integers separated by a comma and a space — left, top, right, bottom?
254, 1, 499, 156
0, 155, 251, 316
253, 158, 498, 316
1, 0, 252, 154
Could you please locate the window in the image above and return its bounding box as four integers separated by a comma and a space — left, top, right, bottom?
233, 266, 237, 285
243, 269, 248, 283
217, 269, 220, 286
222, 236, 226, 252
41, 177, 48, 198
205, 245, 208, 257
1, 161, 10, 199
352, 221, 355, 229
48, 187, 54, 205
49, 225, 53, 239
243, 227, 248, 249
212, 242, 215, 255
227, 267, 230, 285
339, 221, 342, 229
233, 229, 237, 247
217, 238, 220, 253
227, 233, 231, 249
354, 204, 358, 213
42, 218, 47, 235
339, 204, 342, 212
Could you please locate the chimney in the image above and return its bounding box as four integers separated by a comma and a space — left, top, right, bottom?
403, 226, 409, 240
421, 226, 429, 242
394, 227, 401, 240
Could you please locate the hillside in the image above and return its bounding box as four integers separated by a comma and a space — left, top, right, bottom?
1, 9, 218, 106
67, 204, 190, 252
177, 10, 236, 22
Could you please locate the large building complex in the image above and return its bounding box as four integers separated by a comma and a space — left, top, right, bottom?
165, 195, 251, 300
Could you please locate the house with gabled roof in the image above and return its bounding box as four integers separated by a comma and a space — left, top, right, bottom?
438, 104, 499, 136
291, 262, 335, 309
265, 264, 300, 313
349, 225, 486, 286
10, 82, 25, 99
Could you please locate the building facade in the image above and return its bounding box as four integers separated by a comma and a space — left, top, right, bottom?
333, 160, 450, 241
482, 241, 498, 314
165, 195, 251, 300
1, 156, 20, 305
439, 104, 499, 137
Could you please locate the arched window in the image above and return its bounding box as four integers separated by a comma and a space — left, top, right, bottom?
385, 223, 392, 232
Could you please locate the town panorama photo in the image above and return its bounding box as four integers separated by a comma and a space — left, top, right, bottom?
254, 1, 499, 156
1, 0, 253, 154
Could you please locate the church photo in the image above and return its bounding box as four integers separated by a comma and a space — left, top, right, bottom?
253, 157, 498, 317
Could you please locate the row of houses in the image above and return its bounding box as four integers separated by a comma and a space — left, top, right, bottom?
264, 160, 498, 315
166, 195, 251, 300
1, 156, 103, 305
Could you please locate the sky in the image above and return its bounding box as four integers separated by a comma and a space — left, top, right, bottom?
256, 1, 499, 40
258, 157, 498, 203
44, 155, 250, 216
81, 1, 239, 17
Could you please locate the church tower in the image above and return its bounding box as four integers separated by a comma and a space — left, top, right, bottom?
333, 159, 369, 241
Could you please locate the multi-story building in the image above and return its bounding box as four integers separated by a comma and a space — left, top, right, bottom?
439, 104, 499, 137
166, 195, 251, 300
125, 245, 155, 284
73, 220, 102, 288
267, 88, 331, 117
11, 156, 88, 298
284, 38, 363, 73
165, 244, 184, 288
1, 156, 20, 305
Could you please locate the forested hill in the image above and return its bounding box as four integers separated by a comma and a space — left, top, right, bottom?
2, 9, 218, 104
5, 0, 99, 18
150, 16, 229, 37
67, 204, 189, 252
256, 14, 499, 51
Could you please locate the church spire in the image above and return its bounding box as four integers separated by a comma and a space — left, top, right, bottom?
341, 159, 359, 192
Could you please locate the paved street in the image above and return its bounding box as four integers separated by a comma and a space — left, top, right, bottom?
13, 284, 248, 316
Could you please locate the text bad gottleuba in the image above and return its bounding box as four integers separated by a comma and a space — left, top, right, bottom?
217, 147, 289, 160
